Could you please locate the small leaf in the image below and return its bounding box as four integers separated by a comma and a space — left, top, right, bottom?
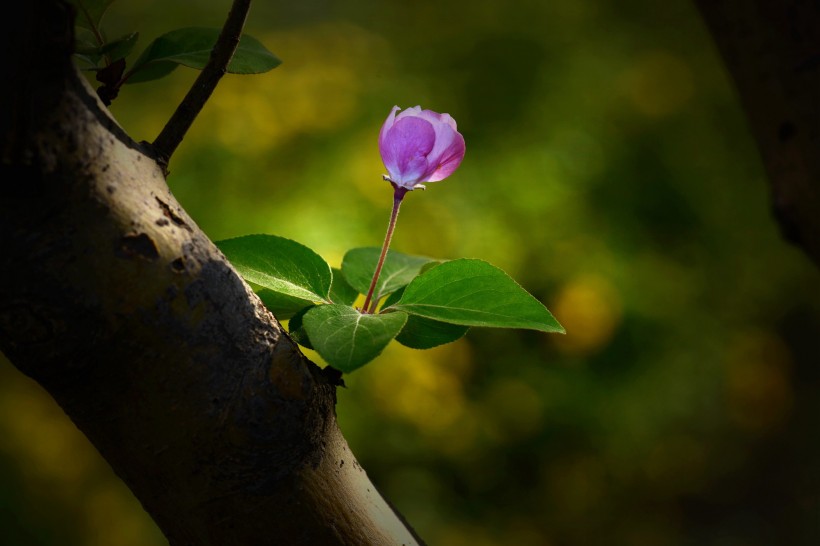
74, 28, 103, 65
124, 61, 178, 84
125, 27, 281, 84
393, 259, 565, 332
100, 32, 139, 62
69, 0, 117, 32
74, 54, 101, 69
302, 305, 407, 372
329, 268, 359, 305
257, 289, 313, 320
342, 248, 435, 300
395, 315, 469, 349
216, 235, 332, 302
75, 39, 102, 56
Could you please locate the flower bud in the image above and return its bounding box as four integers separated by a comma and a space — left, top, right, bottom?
378, 105, 466, 190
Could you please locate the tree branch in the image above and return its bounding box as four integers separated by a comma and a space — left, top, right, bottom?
151, 0, 252, 169
0, 1, 422, 544
695, 0, 820, 268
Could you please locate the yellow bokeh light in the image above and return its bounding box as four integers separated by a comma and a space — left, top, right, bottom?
551, 274, 622, 355
366, 343, 471, 438
197, 22, 393, 156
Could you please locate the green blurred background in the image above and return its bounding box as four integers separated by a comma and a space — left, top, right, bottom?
3, 0, 820, 544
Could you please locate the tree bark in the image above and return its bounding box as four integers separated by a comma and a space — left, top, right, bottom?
0, 1, 419, 544
695, 0, 820, 268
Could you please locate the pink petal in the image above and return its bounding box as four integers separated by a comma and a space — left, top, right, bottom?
379, 116, 436, 187
395, 105, 423, 122
426, 130, 466, 182
411, 109, 458, 132
378, 105, 401, 150
438, 113, 458, 132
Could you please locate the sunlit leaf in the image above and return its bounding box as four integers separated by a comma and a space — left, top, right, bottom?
257, 268, 355, 319
393, 259, 565, 332
287, 306, 314, 350
383, 287, 469, 348
381, 286, 404, 309
216, 234, 332, 302
394, 315, 469, 349
257, 289, 313, 320
330, 267, 359, 305
302, 304, 407, 372
341, 247, 435, 300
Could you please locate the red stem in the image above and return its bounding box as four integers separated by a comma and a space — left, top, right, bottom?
362, 187, 408, 313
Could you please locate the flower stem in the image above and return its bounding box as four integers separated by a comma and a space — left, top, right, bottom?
362, 186, 408, 313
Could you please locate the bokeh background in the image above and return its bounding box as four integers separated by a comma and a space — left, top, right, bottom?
3, 0, 820, 544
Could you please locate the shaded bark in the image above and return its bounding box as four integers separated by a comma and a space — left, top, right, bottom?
695, 0, 820, 267
0, 1, 419, 544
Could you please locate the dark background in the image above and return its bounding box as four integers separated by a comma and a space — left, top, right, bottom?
2, 0, 819, 544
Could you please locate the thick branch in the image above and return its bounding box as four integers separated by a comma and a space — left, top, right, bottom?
0, 1, 420, 544
695, 0, 820, 267
151, 0, 252, 168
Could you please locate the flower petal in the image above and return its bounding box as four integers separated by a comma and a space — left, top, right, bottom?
378, 105, 400, 150
426, 130, 465, 182
412, 115, 464, 183
394, 105, 423, 122
380, 116, 436, 188
378, 105, 465, 188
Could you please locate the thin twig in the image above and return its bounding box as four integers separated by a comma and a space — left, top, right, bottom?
151, 0, 252, 170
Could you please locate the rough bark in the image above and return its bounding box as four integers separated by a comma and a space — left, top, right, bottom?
695, 0, 820, 267
0, 1, 419, 544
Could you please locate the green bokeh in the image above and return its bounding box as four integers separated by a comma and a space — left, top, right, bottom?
3, 0, 820, 544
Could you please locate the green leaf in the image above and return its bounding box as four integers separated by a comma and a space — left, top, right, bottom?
395, 315, 469, 349
75, 38, 101, 57
287, 306, 314, 350
69, 0, 117, 32
74, 54, 101, 70
125, 27, 281, 84
257, 289, 313, 320
74, 28, 103, 66
341, 247, 435, 300
381, 286, 404, 309
392, 259, 565, 332
302, 305, 407, 372
384, 287, 468, 348
329, 268, 359, 305
124, 61, 178, 84
100, 32, 139, 62
216, 235, 332, 302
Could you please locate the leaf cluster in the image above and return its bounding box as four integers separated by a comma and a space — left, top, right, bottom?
217, 235, 564, 373
68, 0, 280, 104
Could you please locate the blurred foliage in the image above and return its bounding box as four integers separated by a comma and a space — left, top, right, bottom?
3, 0, 820, 544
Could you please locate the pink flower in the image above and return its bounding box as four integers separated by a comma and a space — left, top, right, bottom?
378, 105, 466, 190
